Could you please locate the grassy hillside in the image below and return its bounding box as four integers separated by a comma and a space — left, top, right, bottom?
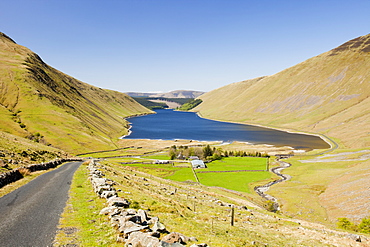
0, 131, 66, 173
192, 34, 370, 226
193, 34, 370, 149
0, 32, 153, 154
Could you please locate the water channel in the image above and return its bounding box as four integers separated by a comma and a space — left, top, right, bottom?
124, 109, 330, 151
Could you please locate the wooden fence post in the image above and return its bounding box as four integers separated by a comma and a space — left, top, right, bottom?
231, 206, 235, 226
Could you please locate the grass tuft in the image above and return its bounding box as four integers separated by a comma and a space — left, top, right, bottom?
18, 167, 31, 177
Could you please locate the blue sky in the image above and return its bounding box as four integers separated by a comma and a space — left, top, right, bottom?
1, 0, 369, 93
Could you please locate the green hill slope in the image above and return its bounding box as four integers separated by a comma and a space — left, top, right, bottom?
0, 32, 152, 153
194, 34, 370, 149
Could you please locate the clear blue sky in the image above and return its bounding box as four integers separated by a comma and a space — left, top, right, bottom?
1, 0, 369, 93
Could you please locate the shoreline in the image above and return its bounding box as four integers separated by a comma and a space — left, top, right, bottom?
120, 112, 157, 139
194, 111, 335, 152
121, 109, 335, 153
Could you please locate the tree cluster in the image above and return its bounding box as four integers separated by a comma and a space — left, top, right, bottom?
168, 145, 206, 160
337, 217, 370, 233
168, 145, 269, 161
224, 150, 269, 158
177, 99, 203, 111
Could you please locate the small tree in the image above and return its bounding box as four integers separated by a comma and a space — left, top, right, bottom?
169, 150, 176, 160
337, 218, 355, 231
212, 152, 222, 160
359, 217, 370, 233
189, 147, 195, 156
169, 145, 177, 160
203, 145, 213, 158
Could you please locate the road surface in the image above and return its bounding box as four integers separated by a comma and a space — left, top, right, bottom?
0, 161, 82, 247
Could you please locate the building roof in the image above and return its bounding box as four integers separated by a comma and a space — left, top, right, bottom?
191, 160, 206, 167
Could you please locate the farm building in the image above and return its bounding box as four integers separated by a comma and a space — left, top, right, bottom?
191, 160, 207, 168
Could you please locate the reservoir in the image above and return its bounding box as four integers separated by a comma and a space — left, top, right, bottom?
124, 109, 330, 151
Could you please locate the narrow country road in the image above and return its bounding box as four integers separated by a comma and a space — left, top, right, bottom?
0, 161, 83, 247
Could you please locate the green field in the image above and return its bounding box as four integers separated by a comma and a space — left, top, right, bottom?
197, 171, 270, 193
120, 156, 271, 193
201, 156, 268, 171
142, 154, 171, 160
165, 166, 196, 182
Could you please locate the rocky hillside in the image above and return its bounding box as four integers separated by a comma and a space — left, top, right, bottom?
0, 32, 152, 154
193, 34, 370, 149
126, 90, 205, 98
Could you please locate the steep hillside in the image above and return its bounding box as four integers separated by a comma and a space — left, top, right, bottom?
194, 34, 370, 149
0, 32, 152, 153
0, 131, 66, 173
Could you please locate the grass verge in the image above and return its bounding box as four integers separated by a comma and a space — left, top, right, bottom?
53, 162, 120, 247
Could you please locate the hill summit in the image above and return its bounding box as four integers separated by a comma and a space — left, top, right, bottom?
0, 32, 152, 153
193, 33, 370, 149
126, 90, 205, 98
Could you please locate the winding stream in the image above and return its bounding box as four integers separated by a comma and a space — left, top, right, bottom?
254, 159, 292, 211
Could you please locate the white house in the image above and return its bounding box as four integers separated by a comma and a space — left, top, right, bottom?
191, 160, 206, 168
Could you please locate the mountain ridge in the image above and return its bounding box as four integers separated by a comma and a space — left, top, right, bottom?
193, 33, 370, 149
0, 32, 152, 153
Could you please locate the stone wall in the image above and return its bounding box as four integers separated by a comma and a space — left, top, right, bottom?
87, 160, 208, 247
0, 158, 83, 188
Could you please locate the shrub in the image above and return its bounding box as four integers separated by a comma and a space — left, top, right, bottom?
130, 201, 140, 209
18, 168, 31, 177
265, 200, 277, 212
359, 217, 370, 233
212, 153, 222, 160
337, 217, 357, 231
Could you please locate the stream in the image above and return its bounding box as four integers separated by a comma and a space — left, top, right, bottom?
254, 159, 292, 211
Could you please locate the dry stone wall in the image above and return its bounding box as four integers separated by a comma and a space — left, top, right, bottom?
0, 158, 83, 188
87, 160, 208, 247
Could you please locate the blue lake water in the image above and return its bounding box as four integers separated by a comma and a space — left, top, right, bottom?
124, 109, 330, 151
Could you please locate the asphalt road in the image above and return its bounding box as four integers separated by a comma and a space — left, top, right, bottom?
0, 161, 83, 247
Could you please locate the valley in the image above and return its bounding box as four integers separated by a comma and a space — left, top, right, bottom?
189, 33, 370, 230
54, 140, 369, 246
1, 31, 370, 246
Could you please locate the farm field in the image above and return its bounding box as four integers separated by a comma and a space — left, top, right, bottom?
197, 171, 271, 193
195, 157, 271, 193
142, 153, 171, 160
118, 156, 272, 194
200, 156, 268, 171
165, 167, 196, 182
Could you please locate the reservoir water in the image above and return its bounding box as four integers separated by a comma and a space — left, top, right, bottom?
124, 109, 330, 151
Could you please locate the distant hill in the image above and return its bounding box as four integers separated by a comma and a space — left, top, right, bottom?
0, 32, 152, 154
193, 34, 370, 149
126, 90, 205, 98
131, 97, 191, 110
